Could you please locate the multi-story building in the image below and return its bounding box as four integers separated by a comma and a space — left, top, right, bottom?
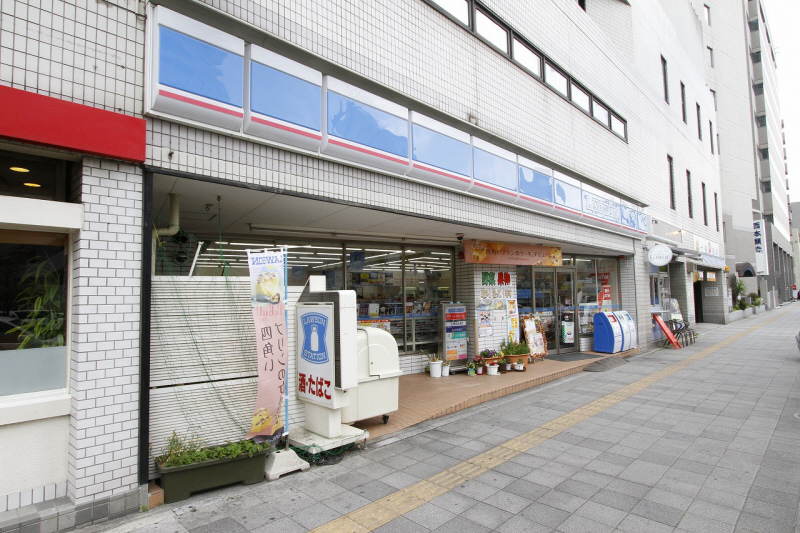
0, 0, 726, 529
695, 0, 792, 306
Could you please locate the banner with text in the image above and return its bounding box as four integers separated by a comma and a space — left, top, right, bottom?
245, 250, 287, 443
466, 240, 562, 266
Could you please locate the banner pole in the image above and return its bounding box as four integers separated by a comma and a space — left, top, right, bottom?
283, 246, 290, 450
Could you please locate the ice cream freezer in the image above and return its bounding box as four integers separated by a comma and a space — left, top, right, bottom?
341, 326, 402, 424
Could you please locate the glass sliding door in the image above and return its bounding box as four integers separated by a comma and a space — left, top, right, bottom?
532, 269, 557, 352
556, 269, 577, 352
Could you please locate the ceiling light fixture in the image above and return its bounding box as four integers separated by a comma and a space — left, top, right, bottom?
10, 167, 30, 173
23, 182, 41, 188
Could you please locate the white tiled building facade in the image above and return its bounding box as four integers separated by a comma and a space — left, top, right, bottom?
0, 0, 738, 529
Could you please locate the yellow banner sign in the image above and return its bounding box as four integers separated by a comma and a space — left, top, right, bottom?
465, 240, 562, 266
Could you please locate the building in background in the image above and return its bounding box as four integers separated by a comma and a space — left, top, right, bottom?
693, 0, 793, 307
0, 0, 727, 529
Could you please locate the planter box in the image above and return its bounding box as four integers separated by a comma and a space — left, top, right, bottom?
157, 449, 269, 503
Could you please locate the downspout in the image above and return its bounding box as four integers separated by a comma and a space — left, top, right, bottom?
154, 193, 180, 237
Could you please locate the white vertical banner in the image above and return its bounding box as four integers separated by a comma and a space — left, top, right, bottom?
296, 302, 336, 407
245, 250, 287, 444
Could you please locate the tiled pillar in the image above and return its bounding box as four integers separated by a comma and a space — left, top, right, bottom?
69, 159, 144, 506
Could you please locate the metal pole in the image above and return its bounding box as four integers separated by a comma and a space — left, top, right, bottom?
283, 246, 290, 450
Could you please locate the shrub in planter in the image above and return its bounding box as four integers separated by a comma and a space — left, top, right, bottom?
155, 432, 270, 503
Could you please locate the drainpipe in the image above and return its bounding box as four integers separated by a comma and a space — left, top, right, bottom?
154, 194, 180, 237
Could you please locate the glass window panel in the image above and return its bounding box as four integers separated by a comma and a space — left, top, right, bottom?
513, 39, 541, 76
475, 10, 508, 53
403, 247, 452, 354
250, 62, 321, 131
472, 147, 517, 191
545, 63, 568, 97
610, 114, 626, 137
554, 179, 582, 211
576, 259, 599, 335
327, 92, 409, 157
592, 102, 609, 126
0, 150, 66, 202
516, 266, 532, 315
1, 230, 68, 397
159, 26, 243, 107
411, 123, 471, 177
518, 166, 553, 203
430, 0, 469, 25
597, 258, 619, 312
571, 83, 590, 113
347, 244, 404, 349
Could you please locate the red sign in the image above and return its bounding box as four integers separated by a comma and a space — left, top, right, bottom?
653, 314, 681, 350
446, 312, 466, 320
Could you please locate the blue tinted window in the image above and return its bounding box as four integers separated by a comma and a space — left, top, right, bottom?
620, 205, 637, 228
473, 148, 516, 190
250, 63, 320, 131
159, 27, 243, 107
554, 180, 582, 211
519, 167, 553, 202
412, 124, 470, 176
327, 92, 408, 157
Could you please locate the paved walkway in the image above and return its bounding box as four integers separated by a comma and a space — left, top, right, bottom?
90, 304, 800, 532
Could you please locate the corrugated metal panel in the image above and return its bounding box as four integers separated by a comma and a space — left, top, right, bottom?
149, 277, 306, 479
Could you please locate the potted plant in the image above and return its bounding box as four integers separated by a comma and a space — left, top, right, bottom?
479, 349, 500, 367
514, 358, 525, 371
474, 355, 485, 375
425, 351, 443, 378
486, 359, 499, 375
466, 361, 476, 376
502, 357, 512, 372
441, 360, 450, 376
155, 431, 270, 504
500, 339, 530, 365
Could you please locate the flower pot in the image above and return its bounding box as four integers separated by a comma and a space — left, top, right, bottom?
513, 363, 524, 371
429, 360, 443, 378
468, 368, 476, 376
476, 366, 484, 375
441, 365, 450, 376
504, 364, 512, 371
486, 364, 499, 376
157, 449, 269, 504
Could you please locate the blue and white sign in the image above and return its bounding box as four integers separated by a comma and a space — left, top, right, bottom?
296, 302, 335, 407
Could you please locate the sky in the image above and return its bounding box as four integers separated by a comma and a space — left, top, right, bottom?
760, 0, 800, 202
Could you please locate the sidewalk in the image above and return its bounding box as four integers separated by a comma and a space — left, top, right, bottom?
354, 350, 637, 440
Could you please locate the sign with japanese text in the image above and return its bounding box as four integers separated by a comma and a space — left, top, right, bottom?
466, 240, 562, 266
753, 220, 768, 274
296, 302, 335, 407
442, 303, 468, 361
246, 250, 288, 443
507, 300, 520, 343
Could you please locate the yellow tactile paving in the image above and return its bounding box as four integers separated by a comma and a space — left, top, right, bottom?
313, 313, 784, 532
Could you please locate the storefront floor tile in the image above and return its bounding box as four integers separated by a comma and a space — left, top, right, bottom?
354, 351, 636, 440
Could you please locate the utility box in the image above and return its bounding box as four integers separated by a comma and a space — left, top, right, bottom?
341, 327, 402, 424
593, 311, 623, 353
613, 311, 637, 351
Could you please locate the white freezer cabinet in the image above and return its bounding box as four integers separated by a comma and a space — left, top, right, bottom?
341, 327, 402, 424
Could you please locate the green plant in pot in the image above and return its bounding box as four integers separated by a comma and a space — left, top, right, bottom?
514, 358, 525, 371
154, 431, 270, 503
441, 360, 451, 376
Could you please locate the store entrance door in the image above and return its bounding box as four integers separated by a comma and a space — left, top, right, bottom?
532, 268, 577, 354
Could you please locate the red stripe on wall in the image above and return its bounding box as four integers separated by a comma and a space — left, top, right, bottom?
0, 85, 146, 163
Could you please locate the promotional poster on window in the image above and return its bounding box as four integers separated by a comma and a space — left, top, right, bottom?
245, 250, 287, 443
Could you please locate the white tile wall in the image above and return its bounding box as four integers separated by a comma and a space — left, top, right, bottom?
69, 159, 142, 504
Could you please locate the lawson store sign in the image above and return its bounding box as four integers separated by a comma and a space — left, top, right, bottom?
145, 6, 648, 238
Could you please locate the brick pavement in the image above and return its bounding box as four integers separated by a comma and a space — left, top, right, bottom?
87, 303, 800, 533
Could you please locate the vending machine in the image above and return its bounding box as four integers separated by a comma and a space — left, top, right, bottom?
613, 311, 638, 351
593, 311, 623, 353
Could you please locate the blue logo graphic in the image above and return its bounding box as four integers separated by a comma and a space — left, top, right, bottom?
300, 313, 329, 364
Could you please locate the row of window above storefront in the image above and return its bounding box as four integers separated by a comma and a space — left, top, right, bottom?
146, 6, 648, 238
